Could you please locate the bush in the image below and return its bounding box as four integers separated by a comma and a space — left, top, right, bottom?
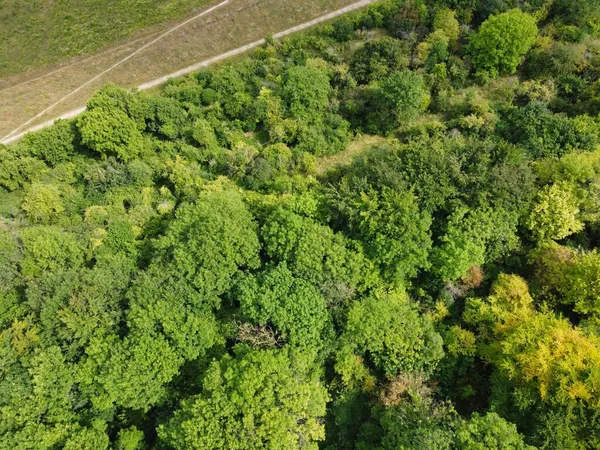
22, 120, 77, 166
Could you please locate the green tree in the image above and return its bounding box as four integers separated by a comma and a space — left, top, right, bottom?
261, 208, 376, 293
78, 107, 145, 161
455, 413, 534, 450
370, 71, 429, 133
336, 291, 443, 385
236, 263, 331, 348
431, 207, 492, 282
0, 145, 47, 191
355, 374, 458, 450
433, 9, 460, 44
469, 9, 538, 78
156, 183, 260, 304
464, 274, 600, 448
78, 332, 183, 412
126, 265, 221, 361
22, 120, 77, 166
283, 65, 331, 120
350, 37, 409, 84
86, 84, 151, 131
21, 183, 64, 223
532, 243, 600, 320
20, 226, 84, 279
527, 182, 583, 242
159, 347, 329, 450
329, 184, 432, 283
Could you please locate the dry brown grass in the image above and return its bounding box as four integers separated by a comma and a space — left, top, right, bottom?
0, 0, 367, 138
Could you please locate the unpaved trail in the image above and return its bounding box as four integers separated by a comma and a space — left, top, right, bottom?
1, 0, 231, 142
1, 0, 379, 145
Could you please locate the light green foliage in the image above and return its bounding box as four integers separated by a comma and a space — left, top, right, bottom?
2, 2, 600, 448
433, 9, 460, 44
261, 143, 293, 173
337, 291, 443, 383
157, 183, 260, 302
20, 226, 83, 278
78, 107, 144, 161
465, 274, 600, 446
87, 84, 151, 131
159, 347, 329, 450
0, 342, 110, 450
192, 118, 220, 150
79, 332, 183, 411
126, 266, 221, 360
533, 243, 600, 319
261, 208, 376, 293
559, 251, 600, 318
115, 427, 145, 450
455, 413, 534, 450
469, 9, 538, 78
21, 183, 64, 223
283, 65, 331, 119
527, 182, 584, 242
0, 145, 48, 191
236, 263, 331, 348
431, 207, 491, 282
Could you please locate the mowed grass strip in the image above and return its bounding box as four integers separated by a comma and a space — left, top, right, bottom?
0, 0, 209, 77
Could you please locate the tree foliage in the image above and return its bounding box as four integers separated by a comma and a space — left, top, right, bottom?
2, 1, 600, 447
469, 9, 538, 78
159, 347, 329, 450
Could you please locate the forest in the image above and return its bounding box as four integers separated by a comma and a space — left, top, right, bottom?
1, 0, 600, 448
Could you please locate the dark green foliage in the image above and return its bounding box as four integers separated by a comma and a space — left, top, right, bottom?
329, 183, 432, 283
350, 37, 410, 84
369, 71, 429, 133
499, 102, 599, 158
22, 120, 78, 166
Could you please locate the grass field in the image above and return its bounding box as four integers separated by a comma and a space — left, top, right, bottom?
0, 0, 209, 77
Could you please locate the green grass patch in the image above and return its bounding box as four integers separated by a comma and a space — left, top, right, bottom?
0, 0, 209, 77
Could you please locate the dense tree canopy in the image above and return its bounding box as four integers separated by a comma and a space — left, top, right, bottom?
2, 0, 600, 448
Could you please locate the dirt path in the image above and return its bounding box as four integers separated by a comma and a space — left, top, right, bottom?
1, 0, 379, 145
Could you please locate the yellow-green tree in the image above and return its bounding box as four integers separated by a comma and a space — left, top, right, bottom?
469, 9, 538, 78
